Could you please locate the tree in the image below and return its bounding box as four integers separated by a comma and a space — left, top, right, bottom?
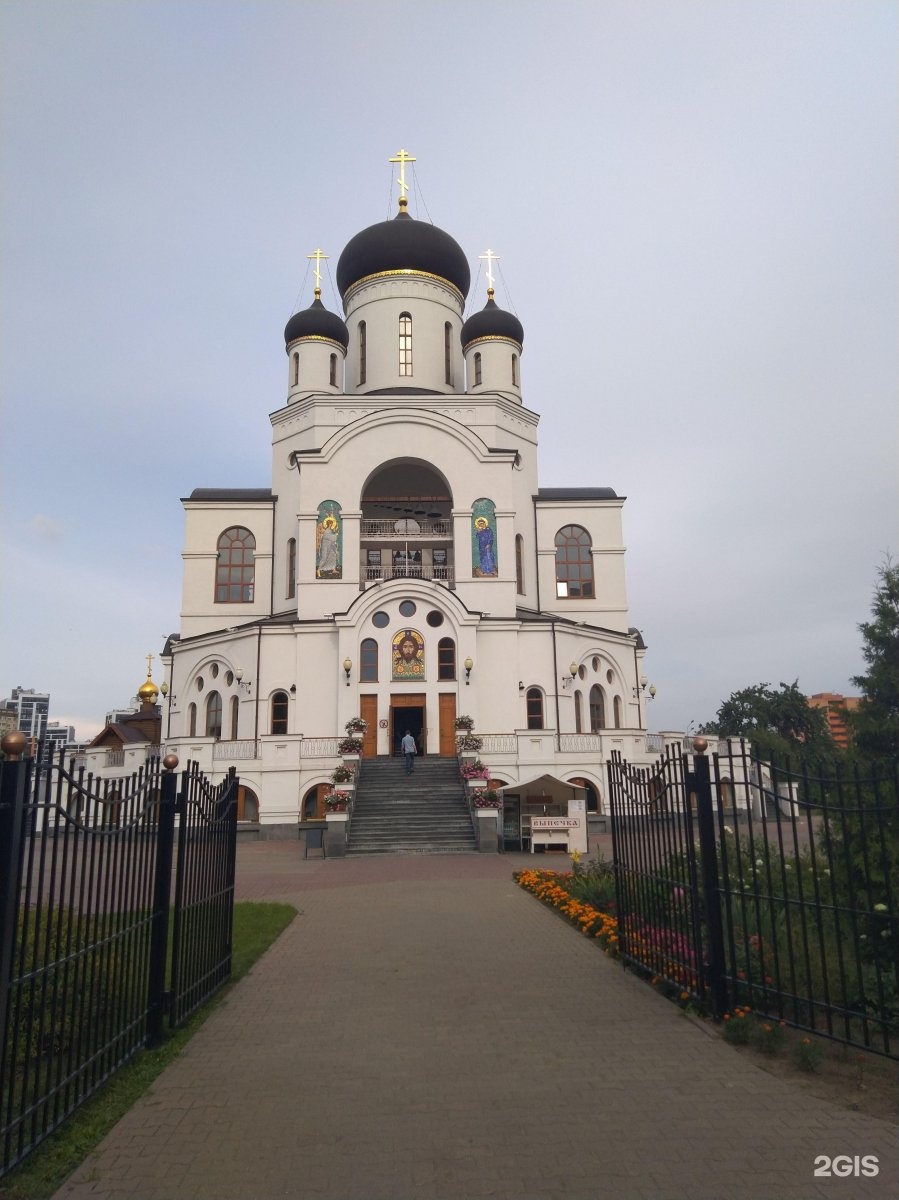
699, 680, 835, 762
850, 560, 899, 760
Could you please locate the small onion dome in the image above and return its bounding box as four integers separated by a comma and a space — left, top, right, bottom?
336, 201, 470, 300
284, 292, 349, 349
138, 676, 159, 705
460, 289, 523, 349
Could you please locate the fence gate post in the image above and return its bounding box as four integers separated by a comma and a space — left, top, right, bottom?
146, 754, 179, 1047
691, 740, 729, 1020
0, 733, 30, 1084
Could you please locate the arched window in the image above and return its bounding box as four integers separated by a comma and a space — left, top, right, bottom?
589, 685, 606, 732
271, 691, 289, 735
613, 695, 622, 729
438, 637, 456, 680
215, 527, 255, 603
329, 353, 337, 387
474, 351, 482, 386
512, 353, 518, 386
237, 785, 259, 822
526, 688, 544, 730
229, 695, 239, 740
515, 534, 525, 594
286, 538, 296, 599
444, 322, 452, 385
399, 312, 413, 376
574, 691, 583, 733
554, 525, 594, 599
292, 353, 299, 386
188, 703, 197, 737
360, 638, 378, 682
358, 320, 366, 385
205, 691, 222, 738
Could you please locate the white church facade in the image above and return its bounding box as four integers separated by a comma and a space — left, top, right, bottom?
158, 158, 668, 837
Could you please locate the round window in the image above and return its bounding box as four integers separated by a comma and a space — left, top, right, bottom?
606, 669, 614, 684
426, 610, 444, 627
372, 611, 390, 628
578, 665, 587, 680
399, 600, 416, 617
196, 677, 204, 692
592, 656, 600, 672
225, 670, 234, 686
210, 663, 219, 678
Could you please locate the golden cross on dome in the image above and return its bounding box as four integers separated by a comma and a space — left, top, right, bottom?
307, 248, 328, 296
479, 249, 500, 293
389, 148, 417, 201
145, 652, 154, 678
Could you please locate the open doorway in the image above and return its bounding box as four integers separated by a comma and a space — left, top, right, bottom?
390, 696, 426, 757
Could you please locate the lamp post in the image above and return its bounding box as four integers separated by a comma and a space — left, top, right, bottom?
343, 658, 352, 687
464, 657, 473, 685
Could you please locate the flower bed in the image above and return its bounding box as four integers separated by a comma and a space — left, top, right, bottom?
514, 868, 618, 954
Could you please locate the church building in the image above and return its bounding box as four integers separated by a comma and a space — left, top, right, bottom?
159, 154, 661, 841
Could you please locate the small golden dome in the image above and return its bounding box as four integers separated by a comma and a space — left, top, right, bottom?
138, 675, 159, 704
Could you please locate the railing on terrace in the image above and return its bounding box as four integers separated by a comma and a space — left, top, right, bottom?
559, 733, 603, 752
362, 566, 454, 582
479, 734, 517, 754
104, 750, 125, 767
213, 739, 258, 761
360, 519, 451, 539
644, 733, 664, 753
300, 737, 341, 757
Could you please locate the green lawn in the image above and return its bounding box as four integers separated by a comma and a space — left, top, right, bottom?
0, 902, 296, 1200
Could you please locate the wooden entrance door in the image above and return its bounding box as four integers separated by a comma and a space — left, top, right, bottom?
438, 693, 457, 757
360, 694, 378, 757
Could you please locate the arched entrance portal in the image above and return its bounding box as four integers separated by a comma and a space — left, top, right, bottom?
360, 460, 454, 583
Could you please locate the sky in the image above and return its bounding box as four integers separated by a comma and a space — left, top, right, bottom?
1, 0, 896, 742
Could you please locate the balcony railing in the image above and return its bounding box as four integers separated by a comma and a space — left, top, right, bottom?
479, 734, 517, 754
362, 566, 454, 583
104, 751, 125, 767
558, 734, 604, 752
213, 739, 259, 760
360, 519, 451, 539
300, 737, 341, 758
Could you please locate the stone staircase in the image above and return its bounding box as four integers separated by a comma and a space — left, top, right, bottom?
347, 757, 477, 855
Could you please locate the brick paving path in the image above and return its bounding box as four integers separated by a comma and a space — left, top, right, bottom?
53, 844, 897, 1200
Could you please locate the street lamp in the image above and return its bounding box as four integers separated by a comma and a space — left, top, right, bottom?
464, 657, 473, 685
343, 657, 352, 686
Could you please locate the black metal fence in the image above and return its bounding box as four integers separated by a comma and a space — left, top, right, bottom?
0, 742, 239, 1177
608, 742, 899, 1060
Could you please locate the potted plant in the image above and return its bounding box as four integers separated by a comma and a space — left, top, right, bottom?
325, 790, 350, 813
471, 788, 502, 809
330, 764, 356, 787
454, 715, 475, 732
345, 716, 367, 734
456, 733, 483, 754
338, 736, 363, 757
460, 759, 490, 782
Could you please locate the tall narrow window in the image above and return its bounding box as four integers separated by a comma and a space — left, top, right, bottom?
215, 527, 255, 603
613, 695, 622, 729
358, 321, 366, 385
271, 691, 289, 735
206, 692, 222, 739
554, 525, 594, 599
399, 313, 413, 376
474, 351, 482, 386
437, 637, 456, 680
526, 688, 544, 730
360, 638, 378, 682
229, 695, 239, 740
286, 538, 296, 599
511, 353, 518, 386
292, 353, 299, 386
515, 534, 525, 594
574, 691, 583, 733
589, 685, 606, 731
329, 353, 337, 386
188, 703, 197, 737
444, 322, 452, 384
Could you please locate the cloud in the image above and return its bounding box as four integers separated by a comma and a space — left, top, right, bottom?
27, 514, 66, 542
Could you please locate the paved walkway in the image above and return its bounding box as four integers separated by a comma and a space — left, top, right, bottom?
53, 844, 897, 1200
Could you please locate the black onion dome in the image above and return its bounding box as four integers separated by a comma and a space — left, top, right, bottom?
336, 210, 470, 300
284, 298, 349, 349
460, 295, 524, 348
